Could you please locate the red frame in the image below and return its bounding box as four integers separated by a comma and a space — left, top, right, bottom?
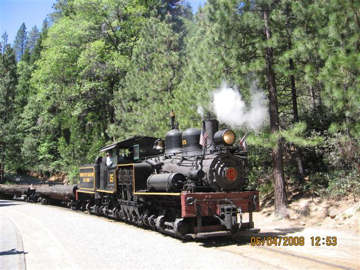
181, 191, 259, 218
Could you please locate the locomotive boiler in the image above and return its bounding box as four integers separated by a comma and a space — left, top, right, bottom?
75, 113, 259, 238
151, 118, 248, 193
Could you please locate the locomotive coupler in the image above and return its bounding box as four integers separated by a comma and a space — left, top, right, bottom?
214, 204, 242, 231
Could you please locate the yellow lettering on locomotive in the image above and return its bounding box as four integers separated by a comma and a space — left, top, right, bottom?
82, 177, 92, 183
109, 173, 114, 183
80, 172, 94, 177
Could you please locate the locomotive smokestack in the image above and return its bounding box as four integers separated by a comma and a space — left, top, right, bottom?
201, 115, 219, 151
205, 119, 219, 150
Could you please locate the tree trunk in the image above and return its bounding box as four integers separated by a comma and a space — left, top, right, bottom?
289, 57, 305, 183
285, 2, 305, 183
263, 8, 287, 216
309, 85, 316, 110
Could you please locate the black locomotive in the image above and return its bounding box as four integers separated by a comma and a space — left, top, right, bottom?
76, 113, 259, 238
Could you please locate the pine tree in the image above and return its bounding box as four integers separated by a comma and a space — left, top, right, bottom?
13, 23, 27, 62
116, 15, 183, 137
317, 0, 360, 171
26, 26, 40, 53
1, 32, 8, 54
0, 45, 20, 171
262, 2, 287, 215
30, 19, 49, 65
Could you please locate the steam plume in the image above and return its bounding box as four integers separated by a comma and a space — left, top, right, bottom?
212, 82, 268, 131
197, 106, 204, 119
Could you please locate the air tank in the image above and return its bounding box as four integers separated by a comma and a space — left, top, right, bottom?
147, 173, 185, 192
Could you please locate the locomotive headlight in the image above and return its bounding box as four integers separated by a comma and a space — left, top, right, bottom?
223, 130, 235, 145
214, 129, 236, 145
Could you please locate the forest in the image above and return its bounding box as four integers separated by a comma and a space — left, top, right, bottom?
0, 0, 359, 215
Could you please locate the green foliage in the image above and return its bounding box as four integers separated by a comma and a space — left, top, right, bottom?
13, 23, 27, 62
0, 45, 21, 172
114, 15, 183, 137
325, 170, 360, 198
246, 123, 322, 149
25, 26, 40, 53
280, 123, 323, 147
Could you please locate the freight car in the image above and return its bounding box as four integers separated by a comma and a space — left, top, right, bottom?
75, 113, 259, 238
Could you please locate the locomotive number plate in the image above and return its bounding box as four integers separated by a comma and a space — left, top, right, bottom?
109, 173, 114, 183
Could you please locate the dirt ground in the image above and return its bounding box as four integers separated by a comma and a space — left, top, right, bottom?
257, 195, 360, 235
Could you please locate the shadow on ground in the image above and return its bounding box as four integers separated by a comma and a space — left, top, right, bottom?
0, 200, 19, 207
197, 227, 305, 248
0, 249, 28, 256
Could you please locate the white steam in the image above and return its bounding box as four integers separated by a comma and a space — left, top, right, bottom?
212, 82, 268, 131
197, 106, 204, 119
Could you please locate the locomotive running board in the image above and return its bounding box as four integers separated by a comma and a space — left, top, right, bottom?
187, 231, 232, 239
186, 228, 261, 239
235, 228, 261, 235
134, 192, 181, 196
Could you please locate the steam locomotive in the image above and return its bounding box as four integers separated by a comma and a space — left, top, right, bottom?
75, 113, 259, 238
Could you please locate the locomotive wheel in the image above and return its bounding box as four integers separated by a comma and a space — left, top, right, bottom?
155, 215, 165, 232
71, 200, 78, 210
142, 214, 149, 227
137, 215, 144, 226
96, 206, 101, 215
120, 210, 126, 221
148, 215, 156, 229
85, 202, 91, 212
174, 218, 188, 237
41, 198, 48, 205
80, 202, 86, 212
129, 212, 135, 223
123, 210, 128, 221
113, 208, 120, 219
102, 206, 108, 216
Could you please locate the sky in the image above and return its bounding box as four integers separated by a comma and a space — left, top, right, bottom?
0, 0, 56, 45
0, 0, 207, 45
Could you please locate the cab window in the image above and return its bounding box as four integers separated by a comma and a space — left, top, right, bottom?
133, 144, 140, 161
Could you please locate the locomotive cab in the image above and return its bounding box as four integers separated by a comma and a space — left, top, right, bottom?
78, 136, 160, 195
